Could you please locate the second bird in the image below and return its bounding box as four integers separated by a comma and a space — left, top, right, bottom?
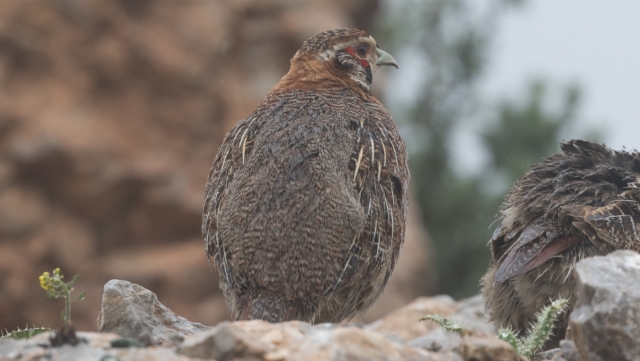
202, 29, 409, 323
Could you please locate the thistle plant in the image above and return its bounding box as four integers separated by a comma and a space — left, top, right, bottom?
1, 326, 51, 339
39, 268, 85, 325
497, 298, 568, 359
420, 314, 467, 336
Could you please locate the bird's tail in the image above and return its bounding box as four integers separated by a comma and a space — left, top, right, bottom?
238, 296, 295, 323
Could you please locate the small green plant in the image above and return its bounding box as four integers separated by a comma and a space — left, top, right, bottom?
420, 314, 466, 336
39, 268, 85, 325
1, 326, 51, 339
497, 298, 568, 359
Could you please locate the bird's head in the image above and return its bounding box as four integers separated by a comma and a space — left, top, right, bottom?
277, 29, 398, 93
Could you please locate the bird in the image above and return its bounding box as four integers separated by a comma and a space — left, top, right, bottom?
482, 139, 640, 347
202, 29, 409, 323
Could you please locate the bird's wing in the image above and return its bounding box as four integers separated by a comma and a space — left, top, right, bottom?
491, 142, 640, 283
325, 101, 409, 313
202, 111, 265, 287
492, 223, 582, 283
564, 189, 640, 253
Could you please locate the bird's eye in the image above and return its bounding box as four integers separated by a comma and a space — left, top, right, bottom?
356, 45, 367, 56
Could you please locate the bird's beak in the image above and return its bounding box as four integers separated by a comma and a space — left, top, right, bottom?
376, 48, 398, 69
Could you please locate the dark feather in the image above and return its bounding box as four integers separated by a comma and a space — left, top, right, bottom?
482, 140, 640, 349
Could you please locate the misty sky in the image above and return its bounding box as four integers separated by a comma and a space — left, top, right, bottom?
484, 0, 640, 150
385, 0, 640, 175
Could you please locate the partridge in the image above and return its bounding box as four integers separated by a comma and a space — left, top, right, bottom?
202, 29, 408, 323
482, 140, 640, 347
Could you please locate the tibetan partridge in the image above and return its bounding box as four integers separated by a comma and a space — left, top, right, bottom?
482, 140, 640, 347
202, 29, 409, 323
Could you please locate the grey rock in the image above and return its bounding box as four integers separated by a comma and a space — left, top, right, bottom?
542, 341, 579, 361
97, 279, 211, 345
439, 351, 465, 361
539, 347, 562, 361
177, 322, 273, 361
558, 340, 579, 361
366, 295, 457, 341
47, 343, 108, 361
408, 330, 462, 352
287, 325, 439, 361
569, 250, 640, 361
112, 347, 195, 361
0, 335, 194, 361
453, 294, 495, 334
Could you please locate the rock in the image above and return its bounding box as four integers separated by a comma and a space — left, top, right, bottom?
0, 334, 194, 361
569, 250, 640, 361
176, 320, 444, 361
111, 348, 195, 361
367, 296, 457, 340
27, 330, 121, 349
539, 347, 562, 360
408, 330, 462, 352
0, 337, 109, 361
0, 283, 521, 361
177, 321, 275, 360
545, 340, 579, 361
286, 325, 441, 361
455, 335, 520, 361
452, 295, 494, 334
558, 340, 579, 361
97, 279, 211, 344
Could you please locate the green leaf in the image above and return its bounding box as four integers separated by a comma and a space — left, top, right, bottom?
2, 327, 51, 339
521, 298, 568, 358
77, 291, 86, 301
69, 275, 79, 285
420, 314, 465, 335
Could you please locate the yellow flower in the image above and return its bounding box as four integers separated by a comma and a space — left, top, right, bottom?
39, 273, 49, 291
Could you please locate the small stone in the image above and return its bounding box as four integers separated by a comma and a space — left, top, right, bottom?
97, 279, 211, 345
569, 250, 640, 361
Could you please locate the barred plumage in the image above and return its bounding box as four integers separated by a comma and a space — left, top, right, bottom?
202, 29, 407, 323
482, 140, 640, 349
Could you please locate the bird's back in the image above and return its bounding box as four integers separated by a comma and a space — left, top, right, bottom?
482, 139, 640, 348
203, 87, 408, 323
491, 140, 640, 278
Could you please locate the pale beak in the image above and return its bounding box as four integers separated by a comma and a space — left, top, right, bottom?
376, 48, 398, 69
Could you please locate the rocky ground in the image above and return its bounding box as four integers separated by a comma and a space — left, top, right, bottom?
1, 250, 638, 361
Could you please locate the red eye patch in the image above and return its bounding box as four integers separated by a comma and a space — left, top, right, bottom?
345, 47, 370, 68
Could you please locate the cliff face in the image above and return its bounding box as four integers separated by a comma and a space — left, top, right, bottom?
0, 0, 432, 331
